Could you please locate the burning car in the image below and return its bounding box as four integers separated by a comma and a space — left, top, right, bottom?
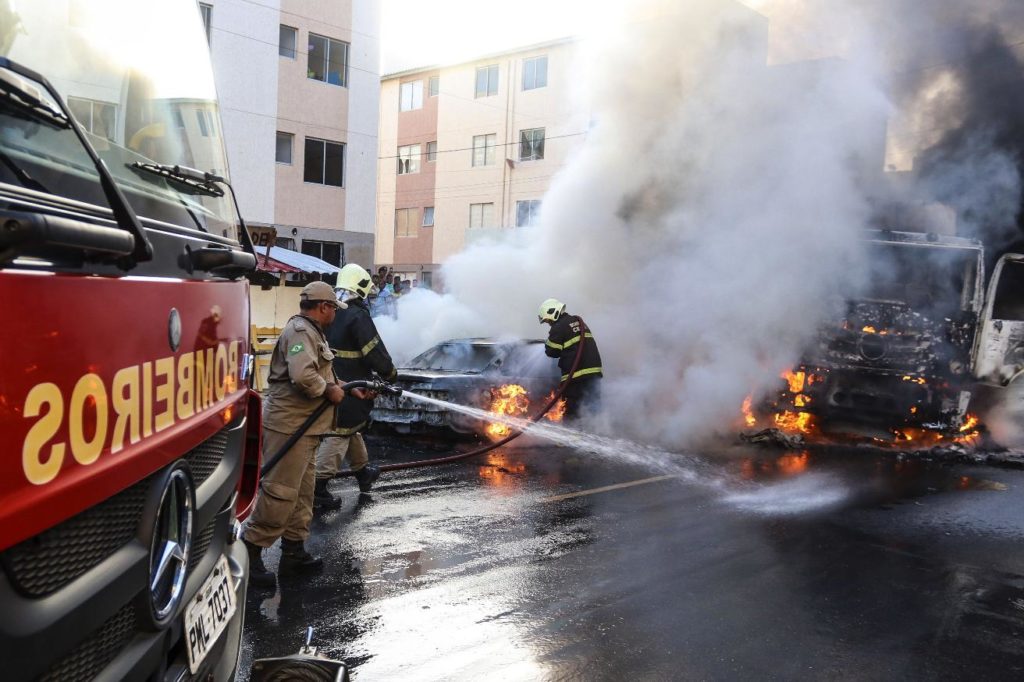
753, 230, 1024, 442
371, 338, 563, 436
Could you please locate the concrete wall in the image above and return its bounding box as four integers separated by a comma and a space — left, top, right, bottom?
393, 70, 439, 267
375, 78, 400, 266
345, 0, 381, 237
207, 0, 280, 226
274, 0, 350, 232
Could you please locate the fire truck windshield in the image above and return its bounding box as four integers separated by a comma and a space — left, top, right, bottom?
0, 0, 238, 241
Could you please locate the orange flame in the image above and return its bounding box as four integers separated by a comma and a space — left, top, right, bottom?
485, 384, 530, 440
862, 325, 877, 334
774, 411, 815, 434
742, 395, 757, 427
544, 392, 567, 423
484, 385, 566, 440
782, 370, 806, 394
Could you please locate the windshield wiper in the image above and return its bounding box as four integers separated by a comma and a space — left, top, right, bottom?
0, 68, 70, 130
0, 148, 49, 193
129, 162, 226, 198
129, 162, 259, 271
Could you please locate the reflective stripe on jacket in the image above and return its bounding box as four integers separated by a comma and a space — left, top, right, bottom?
325, 299, 397, 431
544, 314, 602, 383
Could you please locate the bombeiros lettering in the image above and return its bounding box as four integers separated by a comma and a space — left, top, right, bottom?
20, 341, 242, 485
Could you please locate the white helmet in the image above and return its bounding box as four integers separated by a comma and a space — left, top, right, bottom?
538, 298, 566, 324
336, 263, 373, 299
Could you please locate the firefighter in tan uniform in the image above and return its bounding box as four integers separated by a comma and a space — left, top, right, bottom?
243, 281, 346, 586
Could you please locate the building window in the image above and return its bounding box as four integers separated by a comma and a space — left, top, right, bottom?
426, 141, 437, 162
279, 25, 297, 58
519, 127, 545, 161
475, 64, 498, 98
397, 144, 421, 175
304, 138, 345, 186
472, 134, 496, 167
469, 202, 495, 228
428, 75, 440, 97
399, 80, 423, 111
395, 208, 416, 237
196, 109, 218, 137
276, 131, 293, 164
516, 199, 542, 227
423, 206, 435, 227
199, 3, 212, 45
522, 55, 548, 90
308, 33, 349, 86
67, 96, 116, 141
302, 239, 343, 267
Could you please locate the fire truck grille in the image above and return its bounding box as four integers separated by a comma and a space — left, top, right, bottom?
40, 602, 136, 682
1, 476, 151, 598
186, 429, 229, 487
188, 516, 217, 576
1, 428, 228, 599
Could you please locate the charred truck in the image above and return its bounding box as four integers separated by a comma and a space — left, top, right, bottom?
0, 2, 262, 680
770, 229, 1024, 439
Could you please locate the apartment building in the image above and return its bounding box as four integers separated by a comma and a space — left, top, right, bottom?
199, 0, 379, 271
375, 38, 589, 288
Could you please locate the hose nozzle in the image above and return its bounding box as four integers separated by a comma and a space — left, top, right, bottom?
340, 379, 403, 396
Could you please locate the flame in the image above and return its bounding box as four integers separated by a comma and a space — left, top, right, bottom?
782, 370, 806, 394
959, 414, 980, 433
774, 411, 815, 434
544, 391, 567, 423
485, 384, 530, 440
862, 325, 877, 334
742, 395, 757, 427
891, 414, 982, 448
901, 376, 928, 386
956, 414, 982, 446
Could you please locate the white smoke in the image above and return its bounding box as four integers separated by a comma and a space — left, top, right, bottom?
379, 0, 893, 446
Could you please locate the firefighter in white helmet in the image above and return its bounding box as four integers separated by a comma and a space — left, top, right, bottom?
539, 299, 603, 420
314, 264, 398, 509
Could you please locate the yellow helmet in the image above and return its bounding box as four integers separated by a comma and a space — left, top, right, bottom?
538, 298, 566, 323
336, 263, 373, 299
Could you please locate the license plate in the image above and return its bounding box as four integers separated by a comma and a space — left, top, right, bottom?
185, 555, 237, 674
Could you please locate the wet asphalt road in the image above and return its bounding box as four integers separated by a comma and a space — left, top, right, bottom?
238, 433, 1024, 680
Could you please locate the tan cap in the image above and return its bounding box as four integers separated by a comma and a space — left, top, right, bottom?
300, 281, 347, 309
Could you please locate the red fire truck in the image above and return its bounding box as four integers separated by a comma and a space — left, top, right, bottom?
0, 2, 261, 679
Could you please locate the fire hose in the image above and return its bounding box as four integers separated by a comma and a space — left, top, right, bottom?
260, 322, 590, 478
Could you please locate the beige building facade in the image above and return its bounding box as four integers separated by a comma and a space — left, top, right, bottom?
199, 0, 379, 271
376, 39, 588, 288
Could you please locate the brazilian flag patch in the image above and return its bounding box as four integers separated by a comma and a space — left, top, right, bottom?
288, 342, 304, 355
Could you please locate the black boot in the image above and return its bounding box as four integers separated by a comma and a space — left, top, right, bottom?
244, 539, 276, 587
314, 477, 341, 510
279, 538, 323, 571
354, 464, 381, 493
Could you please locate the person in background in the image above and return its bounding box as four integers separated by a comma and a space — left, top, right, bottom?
377, 265, 392, 289
412, 278, 419, 289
